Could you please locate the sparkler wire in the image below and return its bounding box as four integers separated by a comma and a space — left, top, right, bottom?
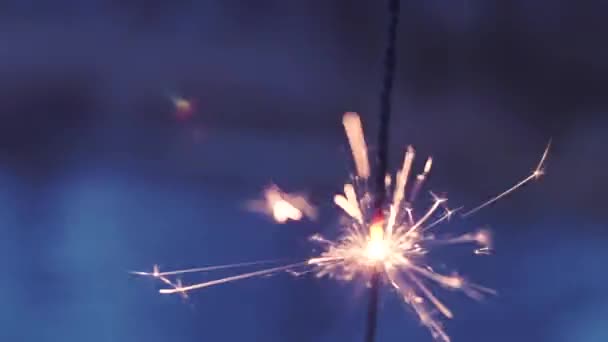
375, 0, 400, 206
367, 0, 401, 341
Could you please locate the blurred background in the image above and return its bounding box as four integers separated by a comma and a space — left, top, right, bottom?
1, 1, 607, 341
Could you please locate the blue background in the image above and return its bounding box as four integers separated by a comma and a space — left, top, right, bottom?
1, 1, 607, 341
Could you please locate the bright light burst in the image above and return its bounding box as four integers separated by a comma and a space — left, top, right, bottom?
133, 112, 550, 341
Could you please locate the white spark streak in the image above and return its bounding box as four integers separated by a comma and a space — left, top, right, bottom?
343, 111, 370, 179
461, 141, 550, 217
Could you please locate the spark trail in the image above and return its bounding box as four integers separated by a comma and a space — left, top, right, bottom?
134, 112, 549, 341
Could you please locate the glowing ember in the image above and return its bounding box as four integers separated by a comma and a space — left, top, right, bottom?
245, 185, 317, 223
171, 96, 195, 121
134, 112, 550, 341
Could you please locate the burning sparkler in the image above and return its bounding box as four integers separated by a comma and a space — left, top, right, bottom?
133, 112, 549, 341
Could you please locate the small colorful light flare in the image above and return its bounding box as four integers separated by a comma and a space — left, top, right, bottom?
133, 112, 549, 341
171, 96, 195, 121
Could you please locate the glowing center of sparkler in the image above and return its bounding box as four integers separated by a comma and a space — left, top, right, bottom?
366, 219, 389, 262
366, 237, 389, 262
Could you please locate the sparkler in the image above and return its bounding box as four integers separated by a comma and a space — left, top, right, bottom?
133, 111, 550, 341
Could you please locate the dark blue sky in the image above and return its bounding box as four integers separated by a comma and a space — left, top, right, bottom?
1, 1, 607, 341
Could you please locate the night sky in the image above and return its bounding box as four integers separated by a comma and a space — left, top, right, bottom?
1, 1, 607, 341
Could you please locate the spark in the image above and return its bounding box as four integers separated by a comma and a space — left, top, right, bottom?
171, 95, 195, 121
461, 140, 550, 217
245, 185, 317, 223
159, 262, 309, 294
133, 112, 549, 341
343, 111, 371, 179
130, 259, 286, 278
